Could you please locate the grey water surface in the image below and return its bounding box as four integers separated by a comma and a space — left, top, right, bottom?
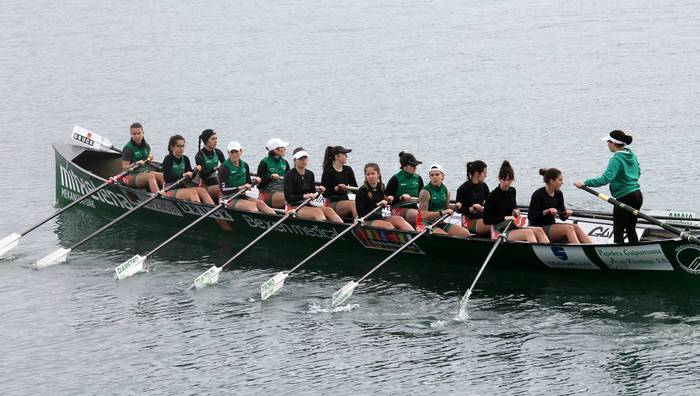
1, 1, 699, 394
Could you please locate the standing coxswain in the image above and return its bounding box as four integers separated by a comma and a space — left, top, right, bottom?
121, 122, 164, 193
257, 138, 291, 209
218, 141, 275, 214
418, 164, 470, 236
455, 160, 491, 237
529, 168, 591, 244
195, 129, 226, 200
385, 151, 424, 226
321, 145, 358, 219
354, 163, 413, 231
575, 130, 642, 244
162, 135, 214, 204
284, 147, 343, 222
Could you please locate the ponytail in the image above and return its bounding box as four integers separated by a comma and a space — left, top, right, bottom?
539, 167, 562, 183
323, 146, 335, 169
498, 160, 514, 180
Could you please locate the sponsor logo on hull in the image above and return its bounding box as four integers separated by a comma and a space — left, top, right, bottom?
352, 228, 425, 255
242, 215, 339, 239
595, 244, 673, 271
59, 165, 133, 210
532, 245, 599, 270
675, 245, 700, 275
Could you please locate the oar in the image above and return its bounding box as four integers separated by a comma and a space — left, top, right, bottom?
113, 188, 250, 280
260, 204, 385, 300
71, 125, 122, 154
577, 185, 700, 245
189, 193, 319, 290
456, 220, 512, 319
34, 174, 191, 268
0, 162, 145, 258
330, 212, 452, 307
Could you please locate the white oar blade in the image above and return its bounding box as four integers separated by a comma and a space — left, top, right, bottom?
193, 266, 222, 290
260, 272, 289, 301
456, 289, 472, 320
0, 233, 21, 258
331, 281, 358, 307
114, 254, 146, 280
35, 248, 72, 268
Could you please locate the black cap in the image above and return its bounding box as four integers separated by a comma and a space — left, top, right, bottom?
399, 151, 422, 167
332, 146, 352, 154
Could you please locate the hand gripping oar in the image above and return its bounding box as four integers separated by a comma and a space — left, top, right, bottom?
330, 212, 452, 307
189, 194, 319, 290
34, 174, 190, 268
578, 185, 700, 245
260, 204, 385, 300
0, 162, 145, 258
456, 220, 512, 319
113, 187, 250, 280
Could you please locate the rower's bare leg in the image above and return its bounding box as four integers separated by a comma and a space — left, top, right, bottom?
431, 227, 448, 234
573, 224, 592, 243
270, 192, 286, 209
547, 224, 578, 243
404, 209, 418, 227
321, 207, 343, 223
194, 187, 214, 205
508, 229, 537, 243
297, 207, 325, 221
333, 200, 357, 219
152, 172, 165, 189
366, 220, 395, 230
475, 219, 491, 237
233, 199, 259, 212
252, 199, 276, 215
187, 189, 201, 203
447, 224, 470, 237
135, 173, 160, 193
527, 227, 550, 243
387, 216, 414, 231
206, 185, 220, 201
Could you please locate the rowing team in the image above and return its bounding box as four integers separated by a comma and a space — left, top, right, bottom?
120, 124, 642, 245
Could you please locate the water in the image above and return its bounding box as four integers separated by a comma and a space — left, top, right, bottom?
1, 1, 700, 394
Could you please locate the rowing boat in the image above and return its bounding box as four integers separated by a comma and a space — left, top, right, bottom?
52, 141, 700, 278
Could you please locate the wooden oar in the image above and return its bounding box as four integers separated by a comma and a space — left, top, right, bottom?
189, 194, 319, 290
34, 175, 190, 268
577, 185, 700, 245
259, 204, 385, 300
330, 212, 452, 307
0, 162, 145, 258
456, 220, 512, 319
113, 188, 250, 280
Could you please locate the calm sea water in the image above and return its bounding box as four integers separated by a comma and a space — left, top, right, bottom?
1, 1, 699, 394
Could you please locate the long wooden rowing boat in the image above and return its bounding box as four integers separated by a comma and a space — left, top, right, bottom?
53, 142, 700, 278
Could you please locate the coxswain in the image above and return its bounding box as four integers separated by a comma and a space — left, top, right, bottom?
385, 151, 424, 226
257, 138, 291, 209
575, 130, 642, 244
528, 168, 592, 244
354, 163, 413, 231
321, 145, 358, 219
218, 141, 275, 214
121, 122, 164, 193
161, 135, 214, 204
483, 161, 549, 243
455, 160, 491, 237
418, 164, 470, 236
194, 129, 226, 200
284, 147, 343, 222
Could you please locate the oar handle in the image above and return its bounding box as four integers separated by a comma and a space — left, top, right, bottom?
577, 185, 699, 244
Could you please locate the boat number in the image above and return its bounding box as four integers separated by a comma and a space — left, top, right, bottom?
675, 245, 700, 275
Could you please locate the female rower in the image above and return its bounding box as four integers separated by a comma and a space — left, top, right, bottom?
162, 135, 214, 204
218, 142, 275, 214
483, 161, 549, 243
575, 130, 642, 244
257, 138, 290, 209
195, 129, 225, 199
418, 164, 470, 236
355, 163, 413, 231
385, 151, 424, 226
455, 160, 491, 237
121, 122, 164, 193
321, 145, 358, 219
284, 147, 343, 222
528, 168, 592, 244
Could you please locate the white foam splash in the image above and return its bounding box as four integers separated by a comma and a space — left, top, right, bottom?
307, 302, 359, 314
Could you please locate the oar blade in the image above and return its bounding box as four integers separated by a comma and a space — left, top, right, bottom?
193, 266, 222, 290
114, 254, 146, 280
260, 272, 289, 301
0, 233, 21, 258
456, 289, 472, 320
35, 248, 72, 268
331, 281, 358, 307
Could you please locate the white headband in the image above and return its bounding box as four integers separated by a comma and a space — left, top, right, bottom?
601, 135, 626, 145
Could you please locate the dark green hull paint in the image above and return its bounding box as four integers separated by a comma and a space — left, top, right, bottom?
54, 144, 700, 280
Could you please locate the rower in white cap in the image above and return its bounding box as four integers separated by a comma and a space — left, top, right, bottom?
418, 164, 470, 236
219, 141, 275, 214
256, 137, 291, 209
284, 147, 343, 222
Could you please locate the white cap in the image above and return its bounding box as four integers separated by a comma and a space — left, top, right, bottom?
601, 135, 626, 145
428, 163, 445, 175
292, 148, 310, 160
266, 138, 289, 151
227, 141, 242, 152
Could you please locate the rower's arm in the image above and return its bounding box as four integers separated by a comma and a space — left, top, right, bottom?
257, 161, 271, 189
121, 147, 134, 171
418, 190, 440, 220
